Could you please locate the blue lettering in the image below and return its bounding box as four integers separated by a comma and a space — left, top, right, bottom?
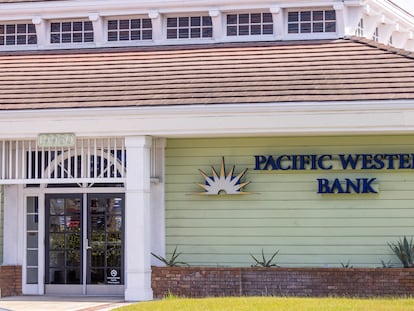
361, 154, 376, 169
317, 178, 332, 193
362, 178, 377, 193
373, 154, 385, 169
399, 154, 411, 169
263, 155, 277, 170
254, 155, 267, 170
276, 155, 291, 171
317, 178, 378, 194
385, 154, 398, 169
331, 178, 345, 193
318, 155, 333, 170
345, 178, 361, 193
339, 154, 360, 169
292, 155, 298, 170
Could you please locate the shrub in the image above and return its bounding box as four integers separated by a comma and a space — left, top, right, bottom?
151, 246, 189, 267
388, 236, 414, 268
250, 248, 280, 267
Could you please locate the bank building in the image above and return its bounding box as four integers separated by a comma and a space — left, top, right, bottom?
0, 0, 413, 301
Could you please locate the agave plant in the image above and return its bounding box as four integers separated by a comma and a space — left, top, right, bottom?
340, 260, 353, 268
151, 246, 189, 267
250, 248, 279, 267
388, 236, 414, 268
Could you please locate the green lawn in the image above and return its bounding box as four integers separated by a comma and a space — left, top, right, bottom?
116, 297, 414, 311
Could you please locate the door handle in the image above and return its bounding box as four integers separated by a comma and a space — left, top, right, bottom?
85, 239, 92, 250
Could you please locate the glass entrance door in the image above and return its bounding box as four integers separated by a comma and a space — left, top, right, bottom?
45, 193, 124, 296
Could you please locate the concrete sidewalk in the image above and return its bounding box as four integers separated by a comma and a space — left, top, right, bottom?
0, 296, 132, 311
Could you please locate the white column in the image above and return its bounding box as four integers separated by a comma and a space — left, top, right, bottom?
149, 11, 162, 43
89, 13, 104, 46
270, 6, 282, 40
334, 3, 345, 38
124, 136, 153, 301
209, 10, 223, 41
32, 17, 47, 48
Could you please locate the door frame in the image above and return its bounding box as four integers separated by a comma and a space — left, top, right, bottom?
22, 185, 125, 296
44, 191, 125, 296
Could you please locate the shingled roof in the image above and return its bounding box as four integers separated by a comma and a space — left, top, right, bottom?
0, 38, 413, 110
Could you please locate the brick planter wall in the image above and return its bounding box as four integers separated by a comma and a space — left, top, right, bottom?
0, 265, 21, 297
152, 266, 414, 298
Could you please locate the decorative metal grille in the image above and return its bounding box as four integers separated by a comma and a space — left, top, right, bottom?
0, 138, 126, 184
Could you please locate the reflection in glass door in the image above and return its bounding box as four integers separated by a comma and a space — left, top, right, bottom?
45, 193, 124, 295
88, 195, 124, 286
45, 195, 82, 285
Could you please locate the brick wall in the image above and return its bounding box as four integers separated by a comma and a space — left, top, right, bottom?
0, 265, 21, 297
152, 267, 414, 298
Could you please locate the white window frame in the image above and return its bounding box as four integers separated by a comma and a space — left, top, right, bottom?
46, 18, 95, 49
221, 10, 275, 42
285, 7, 338, 40
0, 22, 37, 47
225, 12, 274, 37
162, 13, 214, 44
104, 15, 153, 45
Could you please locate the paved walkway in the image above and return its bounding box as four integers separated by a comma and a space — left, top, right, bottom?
0, 296, 132, 311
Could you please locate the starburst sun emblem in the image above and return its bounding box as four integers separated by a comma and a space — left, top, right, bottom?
197, 157, 251, 195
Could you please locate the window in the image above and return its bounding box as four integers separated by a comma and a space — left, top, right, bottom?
388, 35, 393, 45
107, 18, 152, 41
167, 16, 212, 39
50, 21, 93, 44
26, 197, 39, 284
0, 23, 37, 46
226, 13, 273, 36
372, 27, 379, 42
288, 9, 336, 34
355, 18, 364, 37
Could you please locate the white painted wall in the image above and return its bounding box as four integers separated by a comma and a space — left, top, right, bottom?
3, 185, 22, 265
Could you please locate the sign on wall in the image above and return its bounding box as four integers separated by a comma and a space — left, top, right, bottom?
197, 157, 250, 195
37, 133, 76, 148
254, 153, 414, 194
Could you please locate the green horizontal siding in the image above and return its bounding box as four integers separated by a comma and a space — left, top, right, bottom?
165, 136, 414, 267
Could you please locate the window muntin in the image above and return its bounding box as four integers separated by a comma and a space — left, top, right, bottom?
226, 13, 273, 36
372, 27, 379, 42
107, 18, 152, 42
287, 9, 336, 34
355, 18, 364, 37
0, 23, 37, 46
50, 21, 94, 44
166, 16, 213, 39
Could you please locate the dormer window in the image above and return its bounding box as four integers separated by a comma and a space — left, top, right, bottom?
0, 23, 37, 46
50, 21, 93, 44
226, 13, 273, 36
166, 16, 213, 39
107, 18, 152, 41
287, 9, 336, 34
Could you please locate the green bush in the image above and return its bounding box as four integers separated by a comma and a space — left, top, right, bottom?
151, 246, 189, 267
250, 248, 280, 267
388, 236, 414, 268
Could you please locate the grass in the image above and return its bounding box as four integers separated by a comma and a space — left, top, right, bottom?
116, 296, 414, 311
